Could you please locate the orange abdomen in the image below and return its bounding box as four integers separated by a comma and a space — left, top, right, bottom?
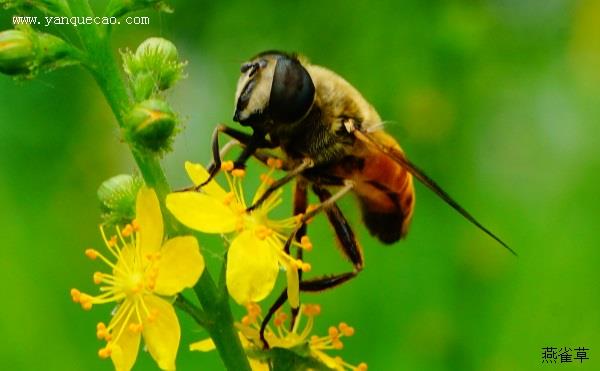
333, 137, 415, 244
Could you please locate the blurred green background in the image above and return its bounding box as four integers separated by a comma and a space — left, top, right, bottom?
1, 0, 599, 370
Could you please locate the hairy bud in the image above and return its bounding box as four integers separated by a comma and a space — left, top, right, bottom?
124, 99, 177, 153
98, 174, 143, 227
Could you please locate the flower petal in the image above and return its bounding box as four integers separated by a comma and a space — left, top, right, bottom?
136, 187, 164, 254
154, 236, 205, 296
284, 261, 300, 310
109, 304, 141, 371
142, 295, 180, 371
226, 230, 279, 304
166, 192, 238, 233
185, 161, 227, 199
189, 338, 216, 352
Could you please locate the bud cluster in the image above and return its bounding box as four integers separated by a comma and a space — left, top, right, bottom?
0, 27, 79, 77
122, 37, 185, 154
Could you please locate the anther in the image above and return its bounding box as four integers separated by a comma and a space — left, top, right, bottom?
328, 326, 339, 339
85, 249, 99, 260
339, 322, 355, 337
93, 272, 103, 284
147, 308, 159, 322
98, 346, 112, 359
267, 157, 283, 169
332, 339, 344, 349
107, 236, 117, 247
259, 173, 275, 185
223, 192, 235, 205
122, 224, 134, 237
241, 315, 252, 326
356, 362, 368, 371
231, 168, 246, 178
300, 236, 313, 251
221, 161, 234, 171
70, 288, 81, 303
301, 262, 312, 273
131, 219, 140, 231
128, 323, 143, 333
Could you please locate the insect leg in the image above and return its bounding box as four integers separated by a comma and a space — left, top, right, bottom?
200, 124, 275, 188
246, 158, 314, 212
259, 179, 308, 348
200, 124, 254, 187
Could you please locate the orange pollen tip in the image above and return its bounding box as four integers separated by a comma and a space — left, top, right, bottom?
266, 157, 283, 169
259, 173, 275, 185
221, 161, 234, 171
310, 335, 320, 345
328, 326, 339, 338
300, 236, 313, 250
122, 224, 133, 237
303, 304, 321, 316
98, 347, 112, 359
241, 315, 252, 326
274, 318, 284, 327
128, 323, 143, 333
96, 322, 106, 330
93, 272, 103, 284
356, 362, 368, 370
85, 249, 99, 260
82, 301, 93, 311
231, 168, 246, 178
108, 236, 117, 247
332, 340, 344, 349
70, 288, 81, 302
339, 323, 355, 337
131, 219, 140, 231
147, 309, 159, 322
301, 262, 312, 272
223, 192, 235, 205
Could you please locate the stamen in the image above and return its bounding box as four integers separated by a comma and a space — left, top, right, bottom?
267, 157, 283, 169
332, 339, 344, 349
85, 249, 99, 260
98, 346, 112, 359
339, 322, 355, 337
328, 326, 339, 339
122, 224, 134, 237
70, 288, 81, 303
128, 322, 143, 333
356, 362, 368, 371
221, 161, 234, 171
300, 236, 313, 251
131, 219, 140, 231
222, 192, 235, 205
231, 168, 246, 178
259, 173, 275, 185
303, 304, 321, 317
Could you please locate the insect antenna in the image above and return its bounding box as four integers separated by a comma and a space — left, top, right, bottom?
355, 130, 517, 256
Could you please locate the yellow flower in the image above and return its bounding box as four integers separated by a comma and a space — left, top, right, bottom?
71, 187, 205, 371
166, 161, 312, 306
190, 303, 368, 371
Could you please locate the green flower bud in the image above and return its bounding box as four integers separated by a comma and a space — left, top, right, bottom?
0, 30, 34, 75
0, 28, 79, 77
122, 37, 186, 99
98, 174, 143, 227
125, 99, 177, 153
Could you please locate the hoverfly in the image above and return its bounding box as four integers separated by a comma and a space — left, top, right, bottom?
201, 51, 514, 345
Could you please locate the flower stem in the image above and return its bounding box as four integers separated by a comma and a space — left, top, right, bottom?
66, 1, 251, 369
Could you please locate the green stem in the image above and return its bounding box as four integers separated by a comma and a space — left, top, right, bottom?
66, 1, 251, 370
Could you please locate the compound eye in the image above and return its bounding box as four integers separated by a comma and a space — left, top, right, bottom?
269, 57, 315, 123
